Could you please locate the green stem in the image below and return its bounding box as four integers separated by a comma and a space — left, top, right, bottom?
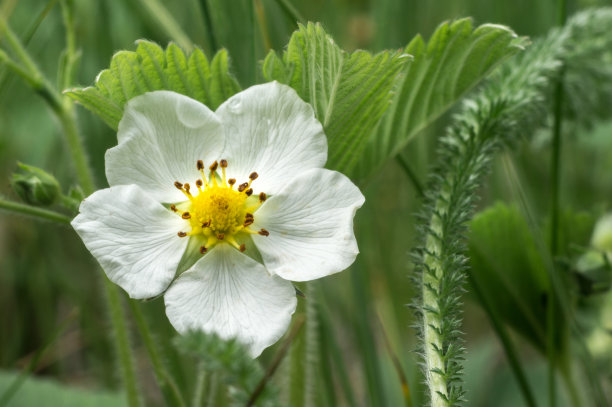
104, 278, 142, 407
129, 301, 186, 407
56, 106, 96, 195
204, 373, 218, 407
247, 315, 305, 407
549, 1, 567, 405
0, 17, 40, 79
191, 366, 207, 407
2, 16, 142, 406
422, 223, 450, 406
0, 198, 72, 224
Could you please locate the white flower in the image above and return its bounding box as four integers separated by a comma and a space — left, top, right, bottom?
72, 82, 364, 357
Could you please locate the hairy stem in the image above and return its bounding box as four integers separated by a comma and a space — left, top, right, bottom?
0, 198, 72, 224
1, 15, 142, 406
129, 301, 185, 407
105, 278, 142, 407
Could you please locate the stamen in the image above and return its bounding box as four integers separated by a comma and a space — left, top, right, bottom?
226, 235, 241, 251
259, 192, 267, 202
177, 231, 188, 237
249, 172, 258, 181
258, 229, 270, 236
238, 182, 248, 192
217, 233, 225, 240
182, 212, 191, 220
199, 246, 207, 254
220, 159, 228, 186
228, 178, 236, 189
196, 160, 204, 170
170, 204, 177, 212
196, 179, 203, 189
209, 161, 219, 187
184, 183, 191, 194
244, 218, 254, 227
245, 213, 254, 219
239, 244, 246, 252
202, 219, 211, 228
174, 181, 183, 190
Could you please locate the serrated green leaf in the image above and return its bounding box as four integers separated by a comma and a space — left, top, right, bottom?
209, 49, 242, 109
63, 87, 122, 129
355, 19, 526, 181
66, 40, 241, 129
262, 23, 409, 176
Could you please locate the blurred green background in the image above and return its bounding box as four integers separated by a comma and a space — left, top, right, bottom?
2, 0, 612, 406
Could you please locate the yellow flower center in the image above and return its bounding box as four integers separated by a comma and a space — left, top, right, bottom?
173, 159, 269, 254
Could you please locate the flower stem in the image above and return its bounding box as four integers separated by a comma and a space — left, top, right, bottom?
56, 104, 96, 196
104, 277, 142, 407
128, 300, 186, 407
0, 197, 72, 224
2, 14, 142, 406
549, 1, 567, 405
422, 223, 450, 406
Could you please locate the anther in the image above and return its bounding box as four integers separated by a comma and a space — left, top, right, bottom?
244, 218, 254, 226
209, 161, 218, 172
239, 244, 246, 252
228, 179, 236, 186
217, 233, 225, 240
184, 183, 191, 193
238, 182, 248, 192
174, 181, 183, 189
258, 229, 270, 236
177, 231, 187, 237
199, 246, 207, 254
196, 179, 203, 187
170, 204, 177, 212
245, 188, 253, 196
197, 160, 204, 170
249, 172, 258, 180
245, 213, 254, 219
202, 219, 211, 228
181, 212, 191, 219
220, 159, 228, 168
259, 192, 267, 202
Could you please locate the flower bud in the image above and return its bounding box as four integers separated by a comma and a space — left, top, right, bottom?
10, 162, 61, 206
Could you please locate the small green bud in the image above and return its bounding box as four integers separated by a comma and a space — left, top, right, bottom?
10, 162, 61, 206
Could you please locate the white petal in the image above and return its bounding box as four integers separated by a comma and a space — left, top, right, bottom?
252, 168, 364, 281
71, 184, 189, 299
216, 82, 327, 195
106, 91, 223, 203
164, 243, 297, 357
